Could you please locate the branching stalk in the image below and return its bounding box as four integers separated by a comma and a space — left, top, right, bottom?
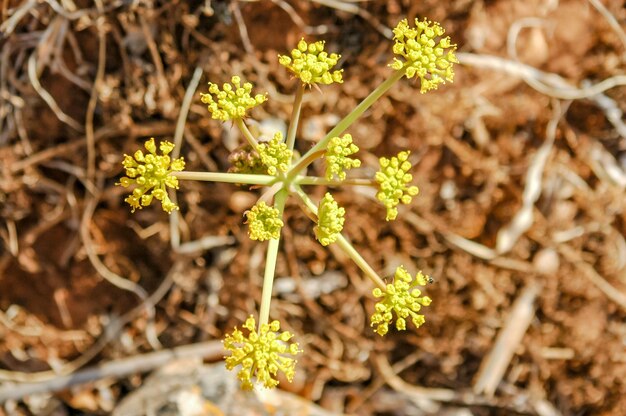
296, 176, 377, 187
286, 83, 305, 151
293, 185, 386, 289
293, 70, 404, 168
258, 188, 288, 328
174, 171, 276, 185
286, 149, 325, 181
235, 118, 260, 151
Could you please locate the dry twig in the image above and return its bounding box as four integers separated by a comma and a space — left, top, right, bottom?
0, 261, 176, 383
473, 283, 541, 396
0, 340, 224, 402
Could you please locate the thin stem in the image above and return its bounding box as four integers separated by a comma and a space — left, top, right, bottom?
293, 70, 404, 169
174, 171, 276, 185
296, 176, 377, 187
235, 118, 259, 151
285, 83, 305, 151
169, 66, 204, 250
293, 185, 386, 289
334, 234, 386, 289
285, 149, 325, 181
258, 188, 288, 328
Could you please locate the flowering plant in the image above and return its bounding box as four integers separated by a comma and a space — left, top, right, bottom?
118, 18, 457, 390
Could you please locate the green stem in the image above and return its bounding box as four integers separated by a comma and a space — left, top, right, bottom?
334, 234, 386, 289
285, 83, 305, 151
258, 188, 288, 328
293, 70, 404, 169
296, 176, 377, 187
293, 185, 386, 289
285, 149, 325, 181
235, 118, 259, 151
174, 171, 276, 185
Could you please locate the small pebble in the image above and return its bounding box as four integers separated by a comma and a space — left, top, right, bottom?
533, 248, 560, 275
228, 191, 257, 212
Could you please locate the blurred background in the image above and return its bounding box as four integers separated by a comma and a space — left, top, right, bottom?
1, 0, 625, 414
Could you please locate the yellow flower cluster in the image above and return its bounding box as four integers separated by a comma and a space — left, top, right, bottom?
390, 18, 458, 93
375, 151, 419, 221
117, 138, 185, 214
224, 316, 301, 390
371, 266, 432, 336
279, 38, 343, 85
314, 193, 345, 246
257, 132, 293, 175
201, 76, 267, 121
246, 201, 284, 241
324, 134, 361, 181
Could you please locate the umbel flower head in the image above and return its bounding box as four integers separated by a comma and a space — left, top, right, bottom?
375, 151, 419, 221
246, 201, 284, 241
390, 18, 458, 93
324, 134, 361, 181
224, 316, 301, 390
314, 193, 345, 246
201, 75, 267, 121
279, 38, 343, 85
117, 138, 185, 214
257, 132, 293, 175
371, 265, 432, 336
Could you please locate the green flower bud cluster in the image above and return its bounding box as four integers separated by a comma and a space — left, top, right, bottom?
224, 316, 301, 390
314, 193, 345, 246
117, 138, 185, 214
375, 151, 419, 221
228, 144, 266, 175
246, 201, 284, 241
371, 265, 432, 336
278, 38, 343, 85
390, 18, 458, 93
324, 134, 361, 180
257, 132, 293, 175
201, 76, 267, 121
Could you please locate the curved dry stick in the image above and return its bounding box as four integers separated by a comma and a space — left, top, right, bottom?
27, 52, 84, 132
139, 14, 172, 109
374, 354, 552, 414
0, 262, 175, 383
495, 99, 570, 254
458, 52, 626, 100
0, 340, 224, 402
85, 0, 107, 182
270, 0, 329, 35
231, 0, 254, 55
310, 0, 393, 39
81, 189, 160, 350
10, 122, 175, 174
169, 66, 203, 251
588, 0, 626, 58
80, 194, 149, 301
559, 244, 626, 312
0, 0, 38, 38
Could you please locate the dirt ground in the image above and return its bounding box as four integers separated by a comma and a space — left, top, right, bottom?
1, 0, 626, 415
